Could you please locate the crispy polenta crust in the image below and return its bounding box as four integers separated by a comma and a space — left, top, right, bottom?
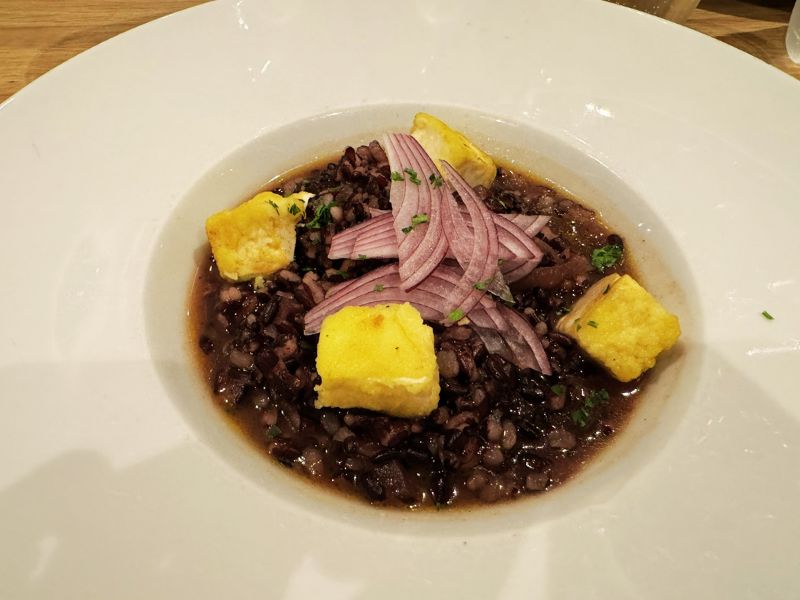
315, 303, 440, 418
205, 191, 312, 281
557, 274, 681, 382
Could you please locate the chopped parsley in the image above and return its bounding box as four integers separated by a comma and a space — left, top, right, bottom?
412, 213, 429, 226
306, 200, 336, 228
571, 408, 591, 428
448, 308, 465, 322
404, 167, 422, 185
556, 306, 571, 316
357, 254, 368, 260
551, 384, 566, 396
571, 388, 610, 427
287, 203, 301, 216
473, 274, 497, 291
591, 243, 623, 272
332, 269, 351, 279
429, 173, 444, 188
603, 284, 611, 295
761, 310, 774, 320
391, 171, 404, 181
402, 213, 429, 234
587, 320, 599, 328
373, 284, 385, 292
268, 200, 280, 214
266, 425, 282, 439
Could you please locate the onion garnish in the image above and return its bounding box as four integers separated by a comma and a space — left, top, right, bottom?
304, 263, 551, 374
383, 134, 448, 290
329, 211, 547, 275
306, 135, 554, 374
438, 161, 501, 322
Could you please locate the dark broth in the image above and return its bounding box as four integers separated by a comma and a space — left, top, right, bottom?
190, 141, 643, 509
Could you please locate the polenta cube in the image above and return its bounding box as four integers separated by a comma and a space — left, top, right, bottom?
205, 191, 313, 281
411, 112, 497, 189
315, 303, 440, 418
556, 274, 681, 382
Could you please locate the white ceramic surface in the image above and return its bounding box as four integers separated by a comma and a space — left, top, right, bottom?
1, 1, 799, 598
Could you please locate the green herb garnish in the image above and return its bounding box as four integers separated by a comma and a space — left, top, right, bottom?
402, 213, 429, 234
391, 171, 404, 181
357, 254, 368, 260
373, 284, 385, 292
429, 173, 444, 188
404, 167, 421, 185
556, 306, 571, 316
412, 213, 429, 226
603, 284, 611, 294
306, 200, 336, 228
571, 408, 590, 428
551, 384, 566, 396
587, 320, 599, 328
332, 269, 351, 279
448, 308, 465, 322
586, 389, 610, 406
287, 203, 301, 216
571, 389, 610, 427
268, 200, 280, 214
473, 274, 497, 291
761, 310, 774, 320
591, 243, 623, 272
266, 425, 282, 439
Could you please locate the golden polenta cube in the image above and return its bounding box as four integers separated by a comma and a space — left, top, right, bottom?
556, 274, 681, 382
205, 191, 312, 281
315, 303, 440, 418
411, 112, 497, 189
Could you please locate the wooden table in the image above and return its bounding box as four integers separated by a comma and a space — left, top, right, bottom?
0, 0, 797, 102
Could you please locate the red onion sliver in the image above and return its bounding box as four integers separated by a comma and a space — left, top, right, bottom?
386, 134, 449, 290
498, 305, 552, 375
303, 263, 550, 374
439, 161, 500, 322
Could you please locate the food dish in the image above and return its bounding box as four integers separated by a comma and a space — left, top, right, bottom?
1, 0, 799, 597
192, 118, 680, 508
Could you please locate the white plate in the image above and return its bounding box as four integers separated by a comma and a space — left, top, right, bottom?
2, 1, 799, 598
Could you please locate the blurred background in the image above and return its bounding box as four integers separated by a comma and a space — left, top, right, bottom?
0, 0, 798, 103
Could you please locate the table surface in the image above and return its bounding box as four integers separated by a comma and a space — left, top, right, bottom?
0, 0, 798, 103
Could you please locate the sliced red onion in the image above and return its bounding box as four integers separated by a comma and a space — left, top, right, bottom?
328, 216, 397, 259
303, 265, 401, 333
439, 187, 473, 267
329, 209, 546, 270
383, 134, 448, 290
303, 263, 550, 374
508, 214, 550, 237
367, 207, 390, 218
439, 161, 500, 322
422, 266, 538, 370
498, 306, 552, 375
372, 206, 547, 235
